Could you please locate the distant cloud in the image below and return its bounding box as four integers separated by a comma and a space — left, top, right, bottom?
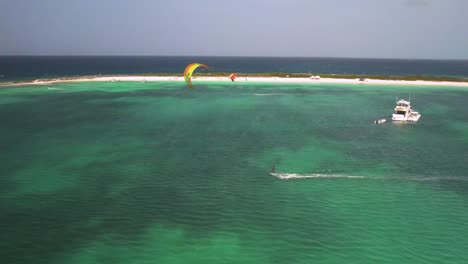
406, 0, 431, 7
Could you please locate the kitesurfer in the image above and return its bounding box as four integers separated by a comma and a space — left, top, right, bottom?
229, 73, 237, 82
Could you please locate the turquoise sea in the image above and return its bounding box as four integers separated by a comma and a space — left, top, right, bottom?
1, 81, 468, 263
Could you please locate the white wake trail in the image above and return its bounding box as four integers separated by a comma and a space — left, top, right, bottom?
271, 173, 365, 180
253, 93, 284, 96
271, 173, 468, 182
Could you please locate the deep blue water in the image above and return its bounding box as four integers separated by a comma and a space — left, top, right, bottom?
1, 56, 468, 81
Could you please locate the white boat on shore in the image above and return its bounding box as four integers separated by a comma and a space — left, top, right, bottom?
392, 99, 421, 122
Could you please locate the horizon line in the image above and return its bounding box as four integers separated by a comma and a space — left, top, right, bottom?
1, 54, 467, 61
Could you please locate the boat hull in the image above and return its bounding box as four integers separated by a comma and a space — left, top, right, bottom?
392, 113, 421, 122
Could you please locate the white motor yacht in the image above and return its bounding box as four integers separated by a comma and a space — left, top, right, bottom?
392, 99, 421, 122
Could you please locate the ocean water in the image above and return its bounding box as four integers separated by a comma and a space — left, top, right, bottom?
1, 56, 468, 81
1, 81, 468, 264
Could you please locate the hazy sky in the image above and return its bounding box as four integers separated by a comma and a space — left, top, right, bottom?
1, 0, 467, 59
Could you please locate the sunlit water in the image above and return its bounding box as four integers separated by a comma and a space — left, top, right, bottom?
1, 81, 467, 264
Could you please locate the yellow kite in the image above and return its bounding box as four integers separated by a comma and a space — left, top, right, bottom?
183, 63, 210, 89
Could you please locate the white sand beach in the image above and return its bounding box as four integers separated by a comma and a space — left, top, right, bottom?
2, 75, 468, 87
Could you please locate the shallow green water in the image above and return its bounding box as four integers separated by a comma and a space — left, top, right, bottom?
1, 81, 468, 264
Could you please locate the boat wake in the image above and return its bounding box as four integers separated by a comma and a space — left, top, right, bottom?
253, 93, 284, 96
271, 173, 365, 180
271, 173, 468, 182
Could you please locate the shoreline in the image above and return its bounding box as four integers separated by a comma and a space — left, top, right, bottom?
2, 75, 468, 88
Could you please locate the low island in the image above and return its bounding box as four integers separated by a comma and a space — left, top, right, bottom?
1, 73, 468, 87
